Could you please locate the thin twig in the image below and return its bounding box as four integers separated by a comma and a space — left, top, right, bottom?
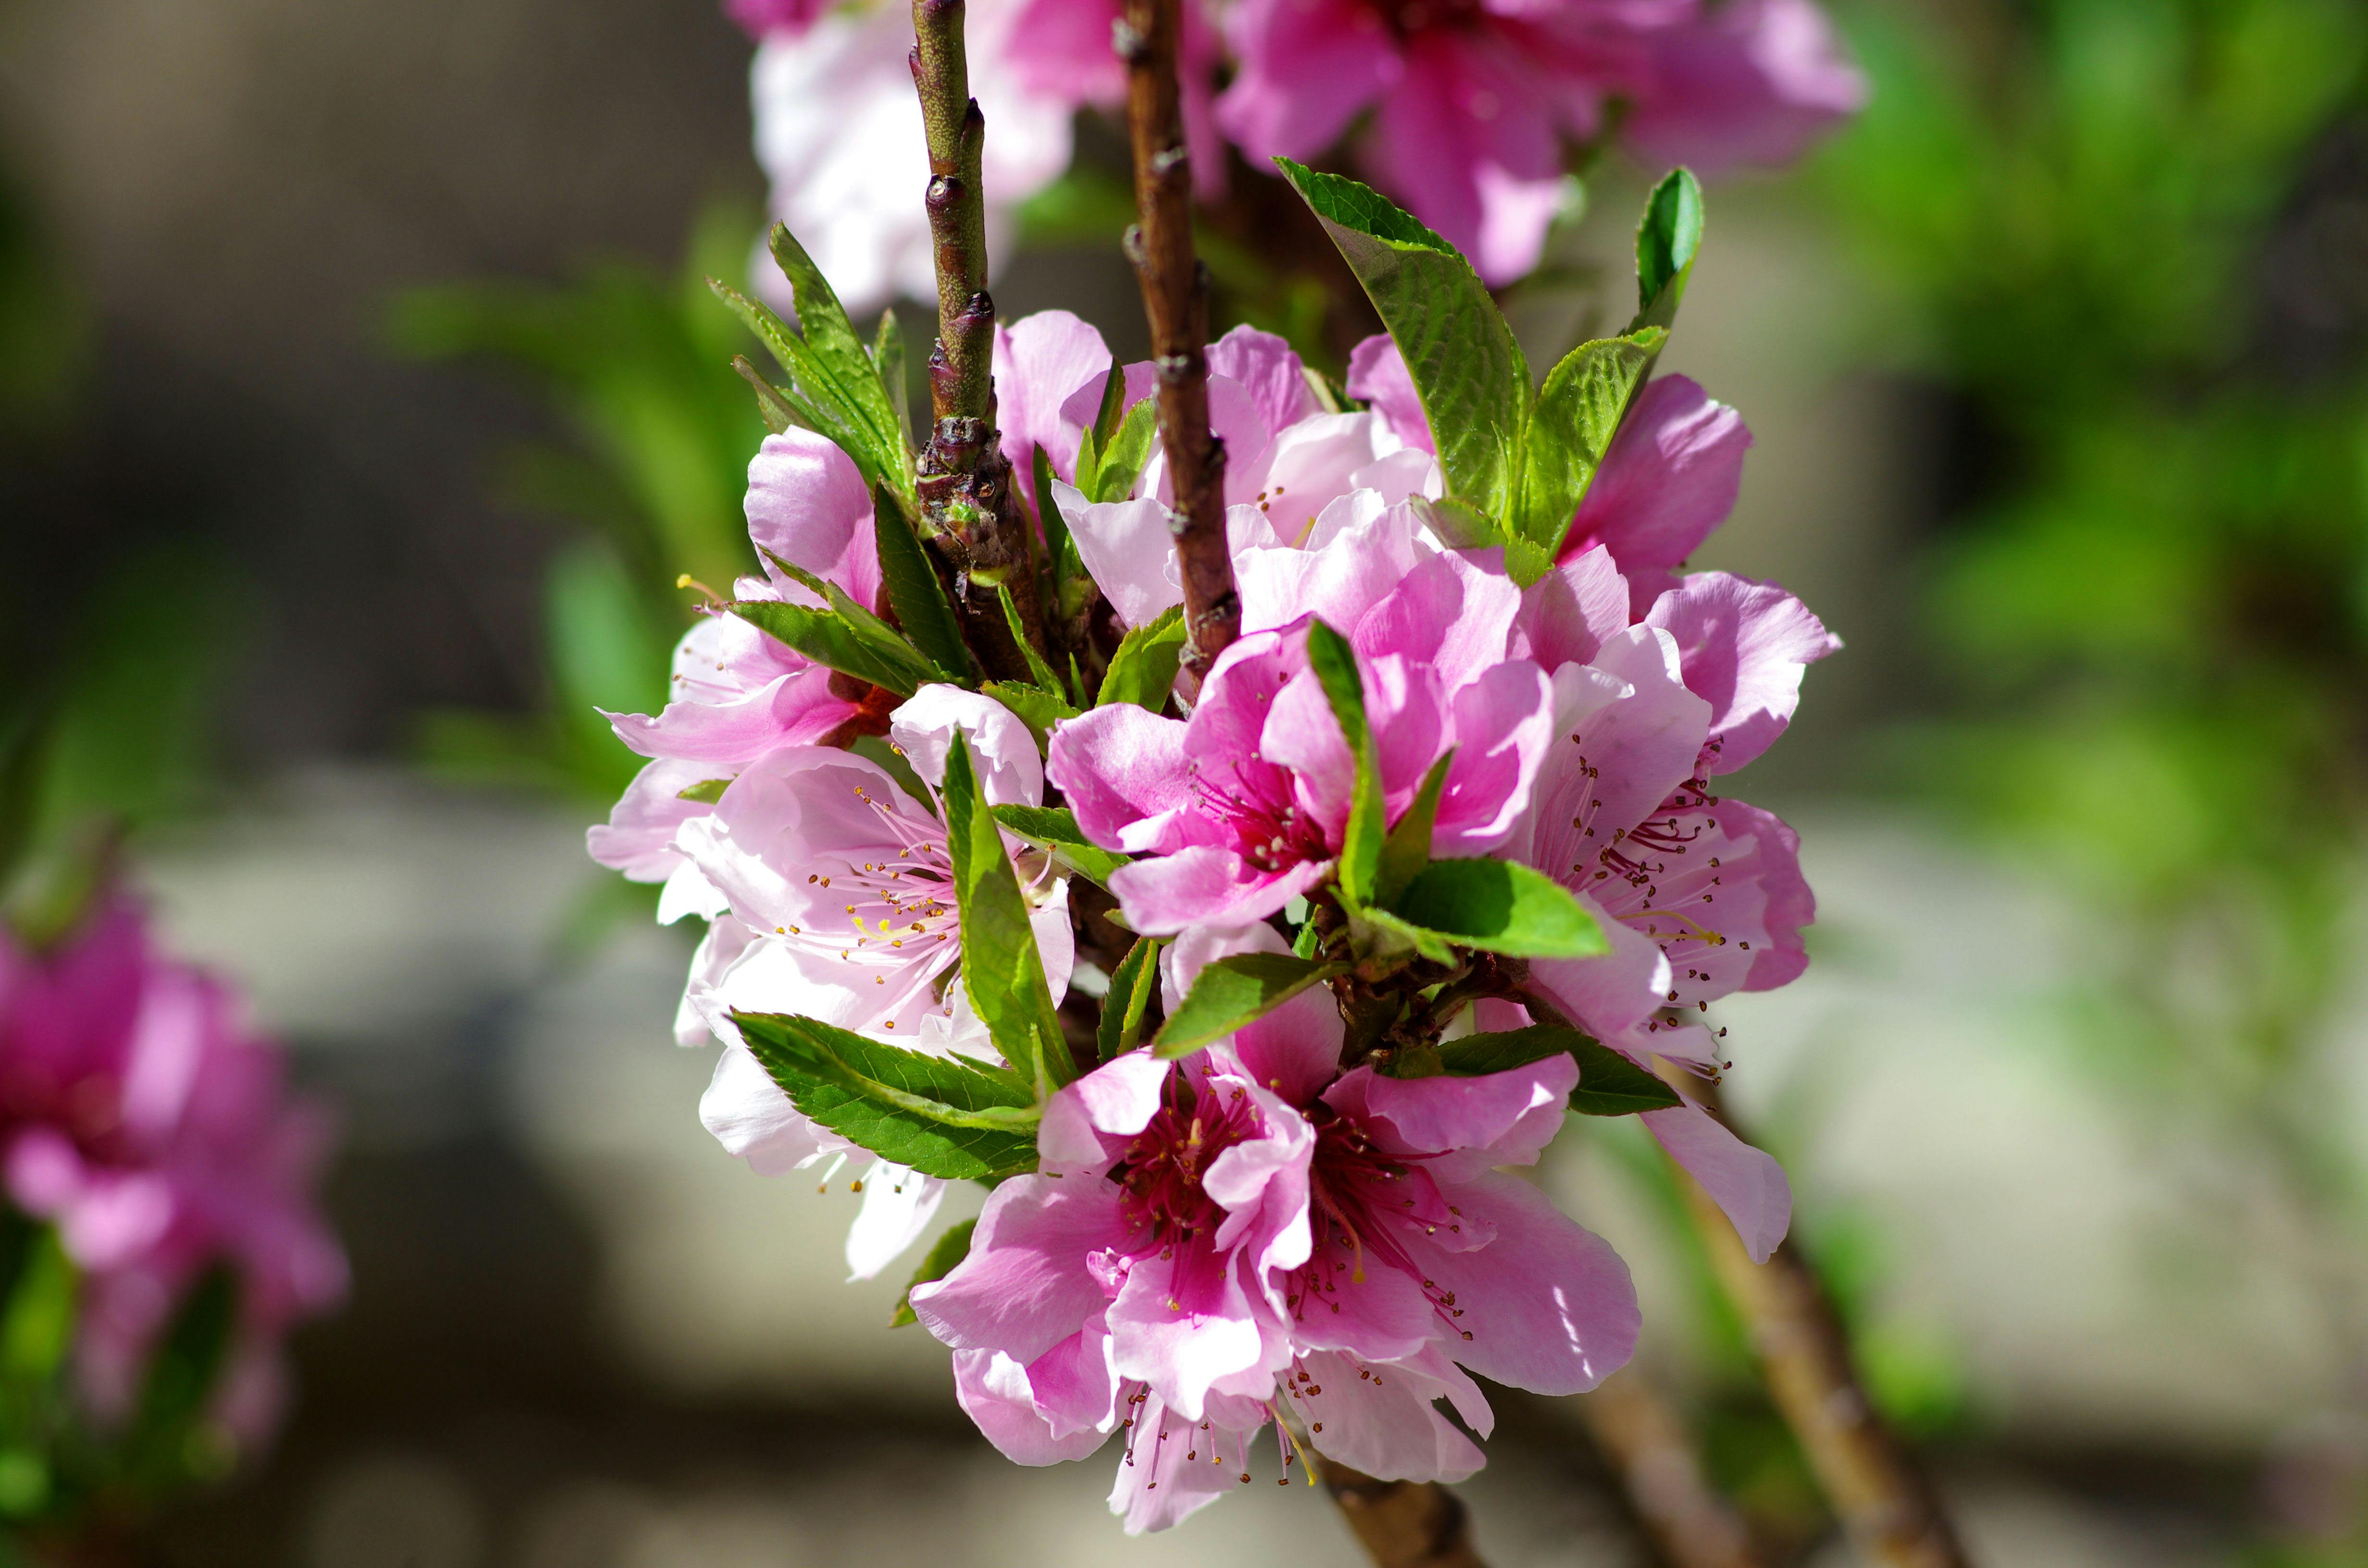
908, 0, 1045, 680
1316, 1460, 1489, 1568
1116, 0, 1237, 679
1673, 1082, 1972, 1568
1580, 1370, 1769, 1568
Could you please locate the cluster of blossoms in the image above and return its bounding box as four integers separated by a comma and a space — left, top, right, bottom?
593, 238, 1834, 1521
0, 896, 347, 1446
728, 0, 1866, 307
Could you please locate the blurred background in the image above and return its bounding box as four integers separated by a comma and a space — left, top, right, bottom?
3, 0, 2366, 1562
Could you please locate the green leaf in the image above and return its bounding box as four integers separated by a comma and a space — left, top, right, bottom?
1084, 354, 1128, 480
1631, 169, 1704, 334
729, 599, 931, 697
732, 354, 811, 437
1375, 751, 1453, 906
1567, 1037, 1686, 1116
0, 1224, 74, 1397
873, 484, 974, 682
1305, 618, 1383, 906
871, 306, 913, 453
1098, 936, 1164, 1061
675, 777, 731, 805
1097, 604, 1186, 711
942, 738, 1077, 1095
889, 1218, 976, 1327
735, 1012, 1041, 1179
990, 803, 1130, 887
1516, 330, 1664, 571
999, 586, 1073, 699
1031, 444, 1091, 624
1154, 952, 1345, 1055
1431, 1024, 1682, 1114
1386, 858, 1610, 958
759, 549, 954, 691
981, 680, 1080, 749
1090, 397, 1160, 504
1275, 159, 1528, 531
125, 1265, 237, 1484
765, 224, 913, 501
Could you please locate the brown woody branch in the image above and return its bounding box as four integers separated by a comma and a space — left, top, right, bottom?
1316, 1460, 1489, 1568
1673, 1081, 1971, 1568
1116, 0, 1237, 679
908, 0, 1046, 681
1580, 1371, 1769, 1568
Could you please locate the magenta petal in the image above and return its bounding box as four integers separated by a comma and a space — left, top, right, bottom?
1108, 849, 1325, 937
953, 1348, 1114, 1465
1434, 659, 1553, 854
1403, 1172, 1637, 1395
1107, 1244, 1267, 1422
1045, 702, 1193, 850
1624, 0, 1868, 176
1286, 1263, 1437, 1365
1207, 324, 1321, 439
1324, 1054, 1576, 1181
1346, 335, 1434, 454
1516, 543, 1630, 672
1641, 1100, 1792, 1264
1527, 904, 1671, 1039
1715, 799, 1814, 991
1567, 376, 1751, 581
1039, 1052, 1172, 1173
911, 1176, 1133, 1366
1645, 572, 1840, 774
744, 428, 881, 607
601, 664, 853, 766
1297, 1348, 1487, 1483
1214, 0, 1399, 160
993, 311, 1113, 482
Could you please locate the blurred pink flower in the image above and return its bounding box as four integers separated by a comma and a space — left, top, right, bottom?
911, 930, 1634, 1531
1216, 0, 1864, 282
0, 897, 345, 1441
722, 0, 831, 40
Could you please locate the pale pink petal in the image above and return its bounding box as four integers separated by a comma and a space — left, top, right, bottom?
911, 1176, 1133, 1365
1644, 573, 1840, 774
1566, 377, 1751, 595
1297, 1348, 1487, 1482
994, 310, 1114, 481
890, 684, 1046, 805
1207, 324, 1322, 439
1515, 543, 1630, 672
1058, 486, 1180, 628
953, 1348, 1115, 1465
1324, 1053, 1577, 1180
745, 428, 881, 606
1346, 336, 1433, 455
1624, 0, 1867, 175
844, 1162, 944, 1281
1640, 1099, 1792, 1264
1044, 702, 1193, 850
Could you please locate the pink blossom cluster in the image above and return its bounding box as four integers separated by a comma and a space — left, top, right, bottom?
729, 0, 1863, 308
0, 897, 347, 1442
592, 305, 1835, 1528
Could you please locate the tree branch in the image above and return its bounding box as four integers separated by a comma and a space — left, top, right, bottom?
1672, 1082, 1972, 1568
1316, 1460, 1489, 1568
1580, 1370, 1769, 1568
908, 0, 1045, 681
1116, 0, 1237, 679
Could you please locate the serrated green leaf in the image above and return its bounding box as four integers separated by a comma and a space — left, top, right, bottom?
990, 803, 1130, 887
729, 599, 930, 696
760, 548, 951, 689
1306, 618, 1383, 907
1276, 159, 1527, 532
1516, 330, 1664, 573
735, 1012, 1041, 1179
1375, 751, 1453, 906
981, 680, 1079, 750
1097, 603, 1186, 711
1090, 397, 1160, 503
890, 1217, 976, 1327
1098, 936, 1164, 1061
676, 777, 731, 805
873, 483, 973, 682
871, 306, 913, 453
732, 354, 811, 437
766, 224, 914, 505
1632, 169, 1704, 335
943, 738, 1076, 1096
1386, 858, 1610, 958
1154, 953, 1346, 1055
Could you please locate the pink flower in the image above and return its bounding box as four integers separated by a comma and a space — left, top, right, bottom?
0, 897, 346, 1442
1216, 0, 1862, 283
1046, 609, 1551, 934
722, 0, 830, 40
911, 931, 1635, 1531
1500, 610, 1819, 1260
674, 686, 1077, 1278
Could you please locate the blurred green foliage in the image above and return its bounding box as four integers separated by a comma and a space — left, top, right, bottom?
386, 201, 772, 807
1821, 0, 2368, 1547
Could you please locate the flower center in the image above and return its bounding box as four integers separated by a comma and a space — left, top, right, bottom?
1111, 1073, 1261, 1248
781, 782, 960, 979
1187, 757, 1331, 874
1293, 1106, 1473, 1340
1365, 0, 1483, 41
